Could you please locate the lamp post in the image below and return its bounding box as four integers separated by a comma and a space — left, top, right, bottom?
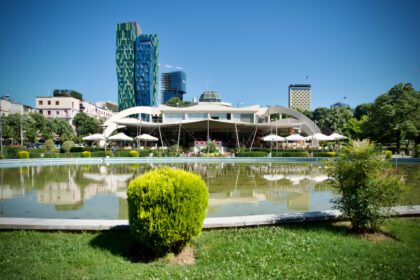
0, 95, 10, 155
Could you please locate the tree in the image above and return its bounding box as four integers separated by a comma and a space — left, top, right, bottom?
73, 112, 101, 136
165, 97, 191, 107
313, 107, 330, 128
343, 116, 367, 139
294, 108, 313, 120
329, 140, 405, 232
47, 118, 74, 142
364, 83, 420, 153
354, 103, 372, 120
323, 107, 354, 133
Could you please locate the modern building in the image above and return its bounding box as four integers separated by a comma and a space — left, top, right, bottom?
161, 71, 186, 104
35, 96, 114, 129
288, 84, 311, 111
330, 102, 350, 108
135, 34, 159, 107
103, 91, 320, 150
116, 22, 159, 111
0, 96, 34, 116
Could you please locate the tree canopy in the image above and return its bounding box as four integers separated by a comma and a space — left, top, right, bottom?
165, 97, 191, 107
73, 112, 101, 136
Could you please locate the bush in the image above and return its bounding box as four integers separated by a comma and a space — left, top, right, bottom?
70, 146, 84, 153
43, 139, 57, 153
127, 168, 208, 254
92, 151, 106, 157
81, 151, 91, 158
3, 146, 25, 159
106, 151, 114, 157
139, 150, 150, 157
236, 151, 268, 157
129, 150, 139, 157
328, 140, 405, 232
414, 144, 420, 158
384, 150, 392, 158
18, 151, 29, 159
272, 151, 310, 157
62, 141, 75, 153
311, 152, 336, 157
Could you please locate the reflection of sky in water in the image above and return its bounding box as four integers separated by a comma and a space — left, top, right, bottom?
0, 162, 418, 219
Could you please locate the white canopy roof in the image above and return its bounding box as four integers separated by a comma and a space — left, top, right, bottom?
108, 132, 133, 141
261, 134, 285, 142
285, 134, 306, 141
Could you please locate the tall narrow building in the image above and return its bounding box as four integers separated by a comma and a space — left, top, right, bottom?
161, 71, 186, 104
288, 84, 311, 111
135, 34, 159, 107
116, 22, 158, 111
116, 22, 141, 111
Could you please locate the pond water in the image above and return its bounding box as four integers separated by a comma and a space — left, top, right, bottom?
0, 162, 418, 219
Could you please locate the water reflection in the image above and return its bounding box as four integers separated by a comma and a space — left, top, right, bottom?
0, 162, 418, 219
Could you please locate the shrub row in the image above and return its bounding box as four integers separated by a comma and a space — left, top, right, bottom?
236, 151, 268, 157
272, 151, 310, 157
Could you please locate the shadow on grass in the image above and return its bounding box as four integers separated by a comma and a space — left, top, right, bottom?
89, 231, 164, 263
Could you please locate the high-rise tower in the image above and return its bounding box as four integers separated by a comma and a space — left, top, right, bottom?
135, 34, 159, 107
116, 22, 141, 111
161, 71, 186, 104
116, 23, 158, 111
288, 84, 311, 111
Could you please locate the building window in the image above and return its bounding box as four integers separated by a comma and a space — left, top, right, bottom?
56, 111, 59, 115
39, 100, 43, 105
56, 101, 59, 105
39, 110, 43, 114
48, 100, 51, 105
48, 111, 51, 115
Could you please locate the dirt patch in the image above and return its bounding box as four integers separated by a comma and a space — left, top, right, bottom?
169, 246, 195, 265
332, 221, 395, 242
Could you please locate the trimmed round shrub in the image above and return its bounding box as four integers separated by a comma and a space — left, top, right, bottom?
81, 151, 91, 157
127, 168, 208, 254
62, 141, 75, 153
129, 150, 139, 157
327, 152, 336, 157
18, 151, 29, 159
384, 150, 392, 159
43, 139, 57, 153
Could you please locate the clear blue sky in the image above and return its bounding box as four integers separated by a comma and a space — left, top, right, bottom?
1, 0, 419, 110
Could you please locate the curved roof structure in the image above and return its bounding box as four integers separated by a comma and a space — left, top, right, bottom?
103, 103, 320, 137
199, 91, 221, 102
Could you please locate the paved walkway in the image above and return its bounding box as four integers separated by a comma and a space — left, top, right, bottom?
0, 206, 418, 231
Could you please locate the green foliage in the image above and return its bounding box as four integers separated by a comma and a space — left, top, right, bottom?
18, 151, 29, 159
203, 142, 217, 153
62, 141, 75, 153
354, 103, 372, 120
328, 140, 405, 232
43, 139, 57, 153
47, 118, 74, 141
127, 168, 208, 254
165, 97, 191, 107
106, 151, 114, 157
73, 112, 101, 136
53, 89, 83, 100
272, 151, 310, 157
364, 83, 420, 153
3, 146, 25, 159
139, 150, 151, 157
92, 151, 106, 157
129, 150, 139, 157
384, 150, 392, 158
81, 151, 91, 158
327, 152, 336, 157
237, 151, 268, 157
311, 152, 336, 157
342, 116, 367, 139
414, 144, 420, 158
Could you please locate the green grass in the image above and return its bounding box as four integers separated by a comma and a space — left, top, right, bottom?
0, 218, 419, 279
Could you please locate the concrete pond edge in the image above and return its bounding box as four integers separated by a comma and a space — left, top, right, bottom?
0, 206, 419, 231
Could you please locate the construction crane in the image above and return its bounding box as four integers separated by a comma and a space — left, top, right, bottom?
159, 64, 184, 70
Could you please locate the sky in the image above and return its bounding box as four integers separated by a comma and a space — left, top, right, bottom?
0, 0, 419, 110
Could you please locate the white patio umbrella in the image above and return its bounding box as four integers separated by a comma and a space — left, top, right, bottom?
82, 133, 108, 141
135, 134, 158, 141
261, 134, 285, 142
82, 133, 108, 151
329, 132, 348, 140
285, 134, 306, 141
305, 133, 335, 141
109, 132, 133, 141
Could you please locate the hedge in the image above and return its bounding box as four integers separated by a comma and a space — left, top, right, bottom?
236, 151, 268, 157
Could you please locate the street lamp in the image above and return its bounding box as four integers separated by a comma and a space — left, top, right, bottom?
0, 95, 10, 155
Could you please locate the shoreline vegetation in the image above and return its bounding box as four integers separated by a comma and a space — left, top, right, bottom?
0, 218, 418, 279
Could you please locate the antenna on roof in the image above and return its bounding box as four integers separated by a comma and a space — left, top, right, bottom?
305, 75, 309, 82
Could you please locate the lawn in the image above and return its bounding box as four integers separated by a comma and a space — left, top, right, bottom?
0, 218, 419, 279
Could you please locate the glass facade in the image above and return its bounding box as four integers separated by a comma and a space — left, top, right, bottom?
161, 71, 186, 104
116, 23, 140, 111
164, 113, 185, 123
135, 34, 159, 107
116, 23, 158, 111
188, 113, 207, 120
